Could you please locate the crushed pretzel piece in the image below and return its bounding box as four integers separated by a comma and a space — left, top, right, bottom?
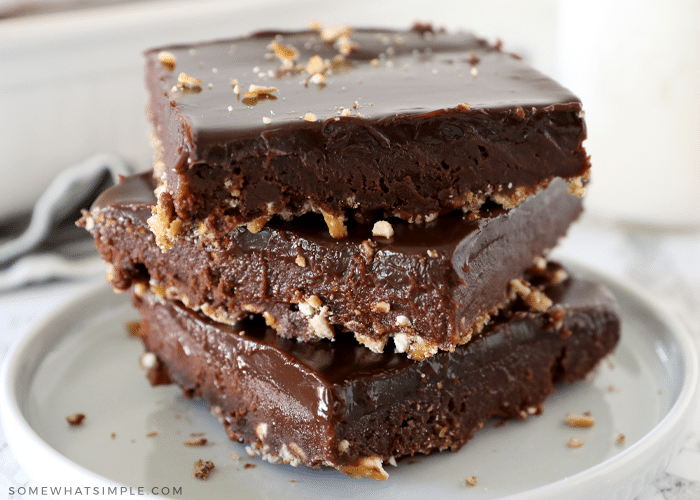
157, 51, 176, 71
177, 72, 202, 90
242, 84, 278, 99
465, 476, 477, 487
271, 40, 298, 61
322, 211, 347, 238
372, 220, 394, 238
510, 278, 553, 312
320, 24, 352, 44
337, 456, 388, 481
371, 301, 391, 313
565, 412, 595, 428
568, 437, 584, 448
306, 55, 326, 75
568, 177, 586, 197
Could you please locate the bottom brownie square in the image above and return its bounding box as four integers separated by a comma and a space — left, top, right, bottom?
133, 263, 619, 480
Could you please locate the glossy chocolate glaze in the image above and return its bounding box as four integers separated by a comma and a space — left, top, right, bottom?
85, 172, 583, 359
145, 27, 588, 230
135, 264, 620, 477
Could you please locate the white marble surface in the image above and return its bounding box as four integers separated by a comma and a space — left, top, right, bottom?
1, 214, 699, 499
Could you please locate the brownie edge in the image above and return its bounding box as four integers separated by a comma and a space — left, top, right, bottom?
133, 264, 620, 479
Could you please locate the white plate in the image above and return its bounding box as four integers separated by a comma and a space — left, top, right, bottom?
1, 266, 698, 500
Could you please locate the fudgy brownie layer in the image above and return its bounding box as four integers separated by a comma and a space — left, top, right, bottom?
144, 26, 588, 244
135, 263, 620, 479
82, 173, 582, 360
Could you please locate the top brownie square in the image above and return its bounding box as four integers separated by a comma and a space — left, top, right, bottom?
144, 25, 587, 248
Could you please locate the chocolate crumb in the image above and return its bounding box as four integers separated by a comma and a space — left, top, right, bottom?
66, 413, 85, 426
244, 463, 256, 469
193, 459, 215, 480
125, 321, 141, 337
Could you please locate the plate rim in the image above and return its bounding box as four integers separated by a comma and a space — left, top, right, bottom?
1, 263, 698, 499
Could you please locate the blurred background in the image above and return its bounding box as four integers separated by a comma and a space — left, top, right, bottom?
2, 0, 698, 229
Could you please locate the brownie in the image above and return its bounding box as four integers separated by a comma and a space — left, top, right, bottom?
144, 26, 588, 246
134, 263, 620, 479
81, 172, 582, 360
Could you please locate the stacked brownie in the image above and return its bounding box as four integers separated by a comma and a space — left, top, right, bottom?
80, 25, 619, 479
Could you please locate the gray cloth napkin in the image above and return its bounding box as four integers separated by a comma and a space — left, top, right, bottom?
0, 153, 131, 291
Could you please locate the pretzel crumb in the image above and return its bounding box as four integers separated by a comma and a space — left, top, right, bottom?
565, 412, 595, 428
157, 51, 176, 71
271, 40, 298, 62
322, 211, 347, 238
568, 437, 583, 448
230, 452, 240, 461
66, 413, 85, 426
295, 255, 307, 267
306, 55, 326, 75
510, 278, 552, 312
371, 301, 391, 313
465, 476, 477, 487
177, 72, 202, 90
193, 459, 215, 480
304, 112, 318, 122
185, 437, 208, 446
568, 177, 586, 197
616, 433, 625, 444
146, 431, 158, 437
372, 220, 394, 238
242, 84, 278, 99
